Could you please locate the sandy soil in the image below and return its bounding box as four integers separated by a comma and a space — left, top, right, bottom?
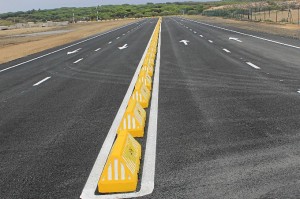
0, 19, 137, 64
186, 15, 300, 39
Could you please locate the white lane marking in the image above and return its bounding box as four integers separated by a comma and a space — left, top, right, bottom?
208, 40, 213, 43
74, 58, 83, 64
0, 21, 142, 73
108, 41, 112, 44
118, 44, 128, 50
180, 40, 189, 45
123, 33, 125, 35
193, 31, 197, 34
229, 37, 242, 42
94, 48, 101, 52
223, 48, 231, 53
116, 37, 120, 39
297, 90, 300, 93
67, 48, 81, 55
33, 76, 51, 86
183, 18, 300, 49
200, 35, 203, 37
246, 62, 261, 69
190, 29, 193, 31
80, 21, 160, 199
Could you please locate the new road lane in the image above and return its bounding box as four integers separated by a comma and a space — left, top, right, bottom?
143, 17, 300, 198
0, 18, 158, 198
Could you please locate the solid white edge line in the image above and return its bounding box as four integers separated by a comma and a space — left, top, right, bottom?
0, 20, 144, 73
246, 62, 261, 69
80, 20, 161, 199
179, 17, 300, 50
74, 58, 83, 64
223, 48, 231, 53
33, 76, 51, 86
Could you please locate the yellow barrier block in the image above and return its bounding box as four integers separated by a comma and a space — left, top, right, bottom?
135, 81, 151, 102
98, 131, 141, 193
141, 65, 153, 77
138, 70, 152, 90
130, 88, 149, 108
135, 75, 151, 91
118, 100, 146, 137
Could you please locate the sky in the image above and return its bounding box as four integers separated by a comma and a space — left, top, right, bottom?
0, 0, 211, 14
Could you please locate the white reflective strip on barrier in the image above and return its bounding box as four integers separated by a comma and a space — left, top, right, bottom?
114, 159, 118, 180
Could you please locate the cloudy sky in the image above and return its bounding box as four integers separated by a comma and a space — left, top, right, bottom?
0, 0, 211, 13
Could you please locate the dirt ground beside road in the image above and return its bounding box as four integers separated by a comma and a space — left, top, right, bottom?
185, 15, 300, 40
0, 19, 137, 64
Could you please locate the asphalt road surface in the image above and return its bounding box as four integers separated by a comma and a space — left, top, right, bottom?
0, 18, 157, 198
1, 16, 300, 199
145, 17, 300, 199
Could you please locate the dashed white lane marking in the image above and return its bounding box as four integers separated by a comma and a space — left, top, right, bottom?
190, 29, 193, 31
116, 37, 120, 39
108, 41, 112, 44
33, 76, 51, 86
80, 21, 161, 199
208, 40, 213, 43
297, 90, 300, 94
223, 48, 231, 53
123, 33, 126, 35
94, 48, 101, 52
74, 58, 83, 64
0, 21, 141, 73
183, 18, 300, 50
200, 35, 203, 37
193, 31, 197, 34
246, 62, 261, 69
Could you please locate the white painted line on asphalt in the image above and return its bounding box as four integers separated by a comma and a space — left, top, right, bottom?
94, 48, 101, 52
116, 37, 120, 39
74, 58, 83, 64
208, 40, 213, 43
246, 62, 261, 69
200, 35, 203, 37
183, 18, 300, 50
194, 31, 197, 34
33, 76, 51, 86
80, 21, 160, 199
190, 29, 193, 31
67, 48, 81, 55
123, 33, 125, 35
108, 41, 112, 44
0, 20, 141, 73
223, 48, 231, 53
297, 90, 300, 94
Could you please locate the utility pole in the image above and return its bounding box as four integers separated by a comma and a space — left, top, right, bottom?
298, 6, 300, 26
73, 9, 75, 23
97, 6, 99, 21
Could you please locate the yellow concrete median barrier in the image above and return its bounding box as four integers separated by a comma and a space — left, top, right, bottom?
135, 82, 151, 102
141, 65, 154, 77
138, 70, 152, 90
98, 131, 141, 193
118, 100, 146, 137
131, 89, 149, 108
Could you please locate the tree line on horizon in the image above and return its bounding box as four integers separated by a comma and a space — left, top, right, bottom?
0, 2, 217, 24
